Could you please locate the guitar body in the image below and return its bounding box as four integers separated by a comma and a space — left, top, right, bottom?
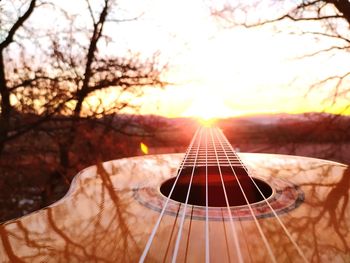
0, 152, 349, 262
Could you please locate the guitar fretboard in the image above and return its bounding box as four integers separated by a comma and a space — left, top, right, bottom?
166, 126, 252, 207
181, 127, 245, 168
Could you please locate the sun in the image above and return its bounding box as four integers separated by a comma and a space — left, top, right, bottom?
182, 91, 241, 123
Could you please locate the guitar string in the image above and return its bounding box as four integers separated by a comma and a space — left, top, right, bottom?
205, 128, 210, 263
208, 128, 244, 263
184, 206, 194, 263
211, 128, 277, 263
221, 209, 232, 263
217, 128, 309, 263
217, 129, 307, 261
171, 128, 203, 262
139, 127, 201, 262
238, 217, 253, 263
140, 126, 308, 262
162, 204, 182, 262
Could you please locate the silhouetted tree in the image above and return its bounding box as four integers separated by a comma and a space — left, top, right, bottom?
1, 0, 166, 171
0, 0, 167, 219
41, 0, 166, 176
0, 0, 38, 155
211, 1, 350, 162
211, 1, 350, 110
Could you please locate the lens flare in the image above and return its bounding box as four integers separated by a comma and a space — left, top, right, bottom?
140, 142, 149, 154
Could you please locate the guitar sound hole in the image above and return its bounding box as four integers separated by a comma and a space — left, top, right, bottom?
160, 166, 273, 207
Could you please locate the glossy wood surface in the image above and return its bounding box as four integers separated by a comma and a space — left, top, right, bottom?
0, 153, 349, 262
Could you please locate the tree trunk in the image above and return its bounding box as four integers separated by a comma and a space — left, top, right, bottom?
0, 0, 37, 156
0, 51, 11, 156
329, 0, 350, 24
57, 2, 109, 174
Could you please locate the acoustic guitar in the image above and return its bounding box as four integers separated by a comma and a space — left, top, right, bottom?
0, 126, 349, 262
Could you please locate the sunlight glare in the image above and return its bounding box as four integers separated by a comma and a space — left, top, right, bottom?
183, 90, 238, 119
198, 117, 217, 127
140, 142, 149, 154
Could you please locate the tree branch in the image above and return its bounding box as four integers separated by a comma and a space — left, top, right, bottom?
0, 0, 37, 50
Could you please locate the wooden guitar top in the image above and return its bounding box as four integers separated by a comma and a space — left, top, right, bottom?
0, 153, 349, 262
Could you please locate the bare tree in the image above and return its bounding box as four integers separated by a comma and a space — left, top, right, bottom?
0, 0, 166, 219
210, 1, 350, 162
211, 1, 350, 108
0, 0, 38, 155
35, 0, 166, 177
1, 0, 166, 171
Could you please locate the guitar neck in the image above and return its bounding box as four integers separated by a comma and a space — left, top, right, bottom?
181, 127, 245, 168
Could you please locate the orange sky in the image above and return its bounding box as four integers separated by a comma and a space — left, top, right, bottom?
43, 0, 350, 118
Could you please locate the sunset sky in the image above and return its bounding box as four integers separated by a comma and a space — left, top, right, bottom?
33, 0, 350, 118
